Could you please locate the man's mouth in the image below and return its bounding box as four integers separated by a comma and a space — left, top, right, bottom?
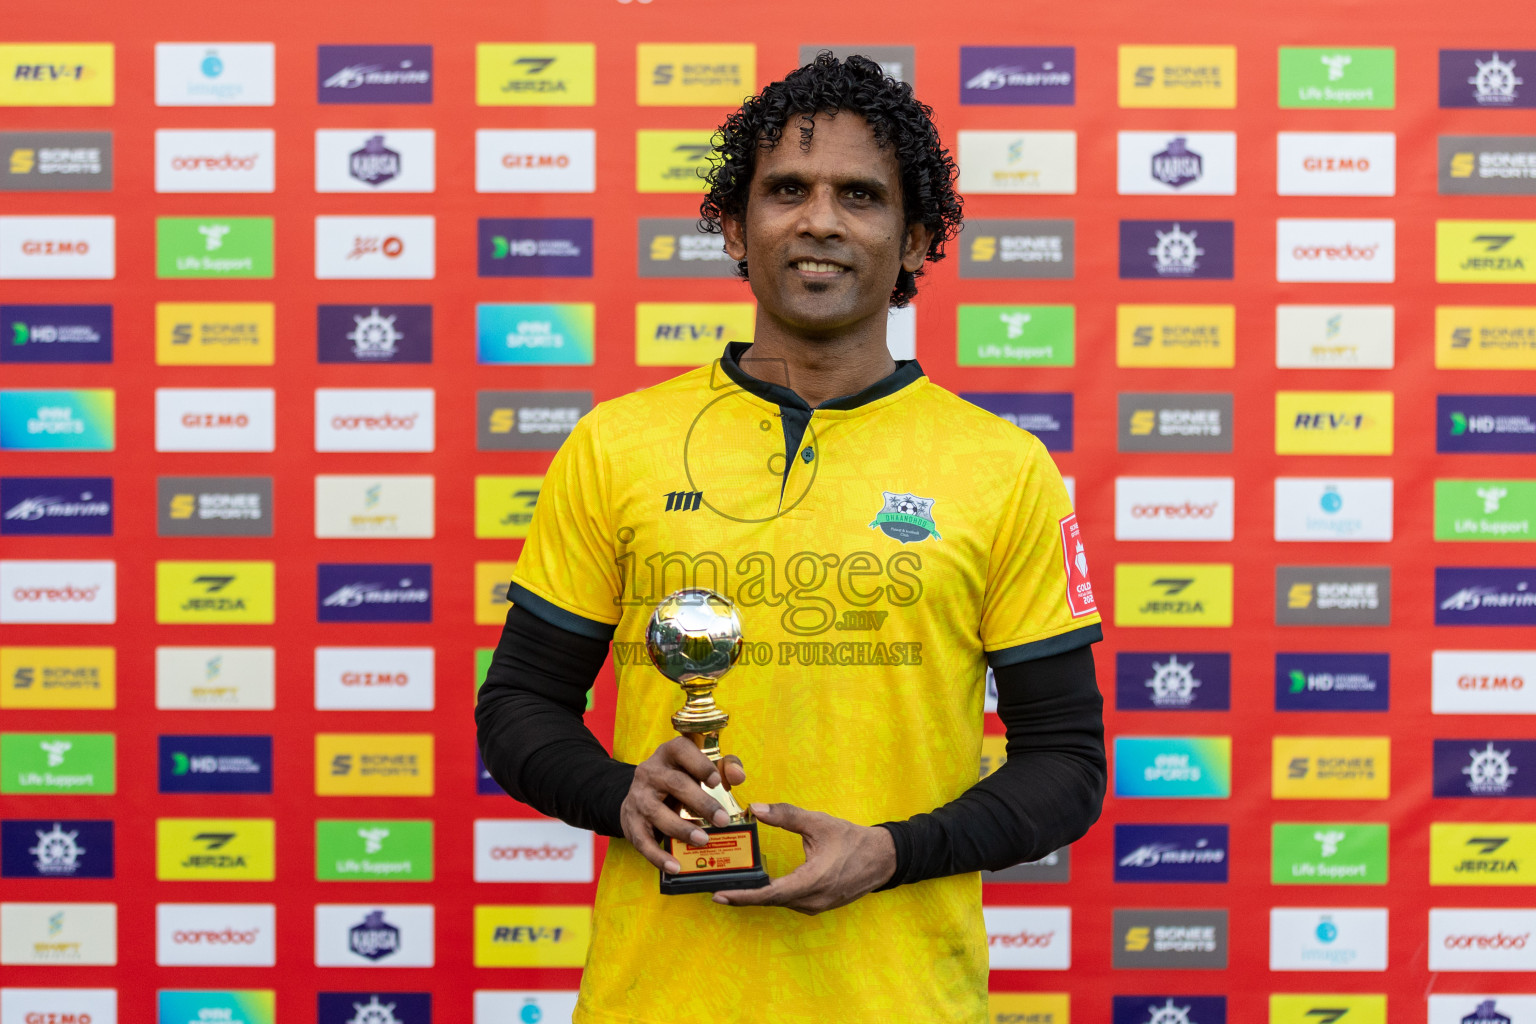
791, 259, 848, 275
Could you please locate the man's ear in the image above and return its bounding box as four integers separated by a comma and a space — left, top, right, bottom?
721, 211, 747, 261
901, 222, 933, 273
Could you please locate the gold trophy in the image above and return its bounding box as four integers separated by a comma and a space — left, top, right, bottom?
646, 587, 770, 895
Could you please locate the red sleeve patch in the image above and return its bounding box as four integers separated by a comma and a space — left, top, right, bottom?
1060, 513, 1097, 618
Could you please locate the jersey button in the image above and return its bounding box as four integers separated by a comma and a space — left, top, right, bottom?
801, 446, 815, 462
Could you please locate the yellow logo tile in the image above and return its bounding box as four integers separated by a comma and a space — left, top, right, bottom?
636, 44, 755, 106
1437, 220, 1536, 283
476, 43, 594, 106
315, 733, 434, 796
1116, 305, 1235, 367
156, 817, 275, 881
636, 302, 754, 366
637, 129, 716, 193
1436, 306, 1536, 368
474, 905, 591, 967
1431, 822, 1536, 885
987, 993, 1068, 1023
1269, 995, 1385, 1024
0, 646, 114, 709
1275, 391, 1394, 455
474, 475, 543, 539
1114, 564, 1234, 628
155, 561, 275, 625
0, 44, 114, 106
155, 303, 274, 366
979, 735, 1009, 780
475, 560, 518, 626
1273, 736, 1390, 799
1119, 45, 1236, 108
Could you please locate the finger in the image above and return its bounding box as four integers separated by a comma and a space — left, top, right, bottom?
721, 755, 747, 786
751, 802, 817, 835
657, 769, 730, 826
622, 810, 680, 874
714, 863, 819, 908
661, 736, 720, 784
640, 796, 713, 848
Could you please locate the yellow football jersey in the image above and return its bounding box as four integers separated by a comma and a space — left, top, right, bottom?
509, 344, 1101, 1024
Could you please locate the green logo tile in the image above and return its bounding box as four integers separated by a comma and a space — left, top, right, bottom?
1272, 822, 1387, 884
1435, 480, 1536, 541
315, 819, 434, 881
957, 305, 1074, 367
1279, 47, 1395, 108
156, 217, 274, 278
1, 732, 115, 793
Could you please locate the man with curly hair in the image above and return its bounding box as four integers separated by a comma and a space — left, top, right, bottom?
478, 52, 1105, 1024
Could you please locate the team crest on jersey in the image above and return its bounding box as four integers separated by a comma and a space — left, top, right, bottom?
869, 491, 942, 543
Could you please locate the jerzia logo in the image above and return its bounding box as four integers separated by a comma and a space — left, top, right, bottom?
869, 491, 941, 544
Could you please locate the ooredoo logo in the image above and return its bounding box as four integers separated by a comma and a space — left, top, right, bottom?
1276, 219, 1396, 282
491, 843, 578, 860
1430, 908, 1536, 969
0, 560, 115, 624
983, 906, 1071, 969
1115, 477, 1234, 541
154, 388, 275, 452
474, 819, 594, 883
154, 130, 274, 193
154, 902, 275, 966
315, 389, 434, 453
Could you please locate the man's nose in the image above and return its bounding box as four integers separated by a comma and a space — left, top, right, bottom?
796, 185, 845, 238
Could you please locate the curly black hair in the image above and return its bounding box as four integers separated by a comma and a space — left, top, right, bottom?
699, 51, 963, 308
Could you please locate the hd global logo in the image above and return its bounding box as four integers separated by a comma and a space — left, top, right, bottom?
1269, 995, 1386, 1024
2, 303, 112, 363
0, 731, 115, 794
476, 43, 595, 106
155, 560, 275, 624
1437, 220, 1536, 282
1275, 391, 1394, 455
636, 302, 754, 366
316, 733, 434, 796
1118, 45, 1236, 108
962, 392, 1074, 452
157, 734, 272, 794
316, 819, 434, 881
1114, 651, 1232, 711
1272, 822, 1389, 885
637, 44, 755, 106
474, 476, 543, 539
1112, 995, 1225, 1024
155, 817, 275, 880
0, 43, 115, 106
1275, 652, 1390, 711
1436, 306, 1536, 369
155, 301, 274, 366
477, 217, 592, 278
159, 990, 275, 1024
1273, 736, 1391, 799
1114, 563, 1234, 628
477, 303, 595, 366
1438, 395, 1536, 453
1113, 909, 1228, 969
1, 645, 115, 709
1113, 736, 1232, 798
1431, 822, 1536, 885
956, 304, 1074, 367
473, 904, 592, 967
156, 217, 273, 279
1115, 305, 1234, 368
0, 388, 114, 450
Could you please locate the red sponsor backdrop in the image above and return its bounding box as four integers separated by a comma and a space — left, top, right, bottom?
3, 0, 1535, 1018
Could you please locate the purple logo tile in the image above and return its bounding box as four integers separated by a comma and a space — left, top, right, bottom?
478, 218, 593, 278
959, 46, 1075, 105
1440, 50, 1536, 108
1113, 824, 1229, 882
2, 819, 113, 878
1117, 652, 1231, 711
1275, 653, 1390, 711
319, 994, 430, 1024
1113, 997, 1226, 1024
477, 752, 501, 795
318, 45, 433, 104
318, 563, 432, 623
1438, 394, 1536, 453
1433, 738, 1536, 797
158, 735, 273, 794
1119, 220, 1234, 280
2, 304, 112, 363
1, 477, 112, 536
317, 305, 433, 363
961, 392, 1073, 451
1436, 567, 1536, 626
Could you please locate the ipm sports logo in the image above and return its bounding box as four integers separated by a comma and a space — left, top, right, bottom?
1114, 564, 1234, 628
318, 564, 431, 623
957, 305, 1074, 367
318, 305, 432, 363
1115, 305, 1235, 368
1114, 736, 1232, 799
155, 561, 275, 624
1118, 45, 1237, 108
1438, 221, 1536, 283
158, 735, 272, 794
316, 819, 434, 881
0, 130, 112, 192
476, 43, 595, 106
1273, 736, 1390, 799
477, 390, 591, 451
1, 818, 113, 878
318, 993, 431, 1024
960, 46, 1074, 104
1269, 995, 1386, 1024
474, 905, 591, 967
1, 476, 111, 536
0, 645, 115, 709
1113, 996, 1226, 1024
1439, 395, 1536, 453
317, 45, 431, 103
159, 990, 275, 1024
1272, 822, 1389, 885
637, 43, 755, 106
1436, 306, 1536, 370
477, 303, 595, 366
1113, 908, 1228, 969
0, 44, 114, 106
1440, 136, 1536, 195
1116, 651, 1231, 710
1437, 567, 1536, 626
155, 817, 275, 880
0, 388, 114, 450
1440, 50, 1536, 108
317, 733, 434, 796
1431, 822, 1536, 885
1276, 653, 1390, 711
2, 303, 111, 362
1113, 823, 1229, 882
637, 129, 714, 192
478, 217, 591, 278
1276, 567, 1391, 626
961, 392, 1074, 452
1433, 738, 1536, 797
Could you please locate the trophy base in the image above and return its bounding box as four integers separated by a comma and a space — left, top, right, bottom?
658, 818, 770, 895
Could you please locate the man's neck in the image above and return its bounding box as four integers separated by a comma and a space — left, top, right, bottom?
736, 311, 897, 409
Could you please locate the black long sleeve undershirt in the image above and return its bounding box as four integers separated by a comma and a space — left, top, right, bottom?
475, 603, 1106, 885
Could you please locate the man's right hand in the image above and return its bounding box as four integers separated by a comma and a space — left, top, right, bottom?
620, 736, 746, 874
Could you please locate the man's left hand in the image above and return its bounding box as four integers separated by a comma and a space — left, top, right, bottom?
712, 802, 897, 915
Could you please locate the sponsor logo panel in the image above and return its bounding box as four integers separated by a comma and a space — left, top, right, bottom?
0, 216, 115, 280
799, 45, 914, 84
0, 560, 115, 624
2, 304, 111, 364
1438, 395, 1536, 453
1275, 305, 1395, 368
155, 43, 275, 106
476, 43, 594, 106
474, 562, 517, 626
0, 44, 114, 106
1276, 219, 1395, 282
155, 388, 275, 451
317, 45, 432, 104
474, 820, 594, 883
157, 476, 272, 537
0, 646, 114, 709
1274, 478, 1393, 542
158, 735, 272, 794
1269, 908, 1389, 971
155, 903, 275, 966
636, 43, 755, 106
990, 994, 1071, 1023
1278, 47, 1395, 108
1115, 304, 1234, 367
314, 647, 435, 712
477, 303, 595, 365
154, 560, 275, 625
1114, 477, 1234, 541
315, 215, 434, 279
1440, 50, 1536, 108
473, 991, 579, 1024
981, 846, 1071, 884
155, 818, 274, 881
474, 477, 543, 540
316, 734, 434, 796
1436, 480, 1536, 540
1437, 307, 1536, 369
1120, 219, 1234, 280
1113, 908, 1228, 969
476, 128, 595, 193
1433, 738, 1536, 797
1432, 650, 1536, 715
1118, 46, 1237, 108
1275, 391, 1394, 455
984, 906, 1071, 970
1269, 995, 1386, 1024
318, 304, 432, 364
1431, 823, 1536, 885
478, 217, 591, 278
960, 218, 1075, 278
315, 475, 434, 539
477, 390, 590, 451
157, 991, 274, 1024
1441, 135, 1536, 195
1, 477, 112, 536
957, 304, 1074, 366
315, 129, 434, 192
1437, 220, 1536, 283
636, 129, 714, 193
0, 987, 117, 1023
956, 132, 1076, 194
962, 393, 1073, 451
1276, 132, 1396, 196
1429, 908, 1536, 971
1112, 996, 1224, 1024
1271, 823, 1389, 885
1114, 736, 1231, 798
315, 388, 434, 452
473, 905, 591, 968
317, 564, 433, 624
1437, 567, 1536, 626
635, 303, 753, 366
0, 903, 115, 965
316, 905, 434, 966
1115, 652, 1231, 711
155, 217, 271, 279
154, 130, 274, 193
156, 646, 275, 710
317, 993, 431, 1024
316, 820, 433, 882
155, 302, 273, 366
1427, 996, 1536, 1024
638, 217, 732, 277
1273, 736, 1391, 799
1275, 653, 1390, 711
959, 46, 1074, 105
1113, 823, 1229, 882
0, 131, 112, 191
1, 819, 113, 878
1117, 392, 1232, 453
1116, 131, 1236, 195
1114, 563, 1234, 627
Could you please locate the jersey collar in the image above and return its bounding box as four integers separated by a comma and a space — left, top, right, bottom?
718, 341, 925, 412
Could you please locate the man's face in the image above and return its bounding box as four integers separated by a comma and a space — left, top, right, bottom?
722, 112, 931, 338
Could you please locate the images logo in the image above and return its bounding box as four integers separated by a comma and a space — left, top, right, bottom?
1119, 45, 1237, 108
476, 303, 595, 366
478, 218, 592, 278
476, 43, 595, 106
960, 46, 1074, 105
0, 44, 114, 106
316, 904, 434, 966
1273, 736, 1390, 799
158, 735, 272, 794
1269, 908, 1389, 971
155, 818, 274, 880
317, 45, 431, 103
962, 392, 1074, 451
0, 131, 112, 192
955, 133, 1077, 195
1116, 651, 1231, 711
317, 564, 432, 624
317, 305, 432, 364
156, 42, 275, 106
960, 218, 1075, 276
1, 477, 112, 536
1114, 736, 1232, 798
1437, 568, 1536, 626
474, 476, 543, 539
1433, 739, 1536, 797
1274, 477, 1394, 542
1113, 909, 1228, 968
1441, 50, 1536, 108
1, 819, 113, 878
1275, 653, 1390, 711
477, 390, 591, 451
1279, 47, 1395, 108
635, 302, 754, 366
637, 43, 755, 105
636, 129, 715, 192
1438, 395, 1536, 453
1113, 823, 1229, 882
155, 561, 275, 625
1115, 564, 1234, 628
1118, 392, 1232, 453
1272, 822, 1389, 885
316, 819, 434, 882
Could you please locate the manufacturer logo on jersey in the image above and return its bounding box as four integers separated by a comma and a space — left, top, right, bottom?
317, 45, 431, 103
1, 477, 112, 536
1118, 393, 1233, 453
473, 905, 592, 968
316, 734, 434, 797
1113, 909, 1229, 968
636, 43, 755, 105
0, 559, 116, 624
1274, 477, 1394, 542
0, 645, 114, 709
316, 820, 434, 882
315, 130, 435, 192
478, 217, 592, 278
1278, 47, 1396, 108
1436, 568, 1536, 626
1269, 908, 1389, 971
1441, 50, 1535, 107
1112, 996, 1226, 1024
155, 42, 274, 106
1117, 132, 1237, 195
960, 218, 1075, 277
1119, 45, 1237, 108
1438, 395, 1536, 453
155, 561, 275, 625
868, 492, 941, 544
2, 303, 111, 364
1276, 653, 1390, 711
1272, 822, 1389, 885
317, 305, 432, 364
957, 304, 1075, 366
1432, 650, 1536, 715
955, 133, 1077, 195
962, 392, 1074, 451
0, 216, 115, 280
1113, 824, 1229, 882
1273, 736, 1391, 799
0, 44, 114, 106
983, 906, 1072, 970
158, 735, 272, 794
0, 130, 112, 191
1116, 652, 1231, 711
1, 819, 113, 878
636, 129, 715, 193
1440, 136, 1536, 195
1113, 736, 1232, 798
317, 993, 432, 1024
1429, 908, 1536, 971
1434, 739, 1536, 797
155, 217, 272, 279
155, 818, 275, 880
960, 46, 1074, 104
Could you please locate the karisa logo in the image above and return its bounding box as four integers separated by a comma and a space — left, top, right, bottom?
1152, 137, 1203, 188
350, 135, 400, 186
350, 909, 401, 960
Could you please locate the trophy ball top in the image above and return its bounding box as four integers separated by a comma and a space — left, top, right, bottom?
645, 588, 744, 684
